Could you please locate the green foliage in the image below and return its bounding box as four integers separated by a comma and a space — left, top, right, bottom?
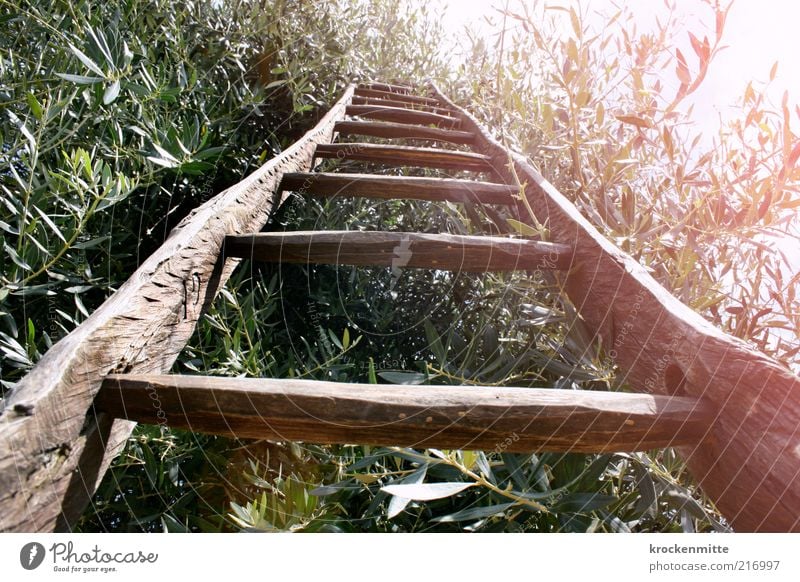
447, 0, 799, 368
0, 0, 447, 391
9, 0, 795, 533
2, 0, 265, 388
77, 425, 232, 532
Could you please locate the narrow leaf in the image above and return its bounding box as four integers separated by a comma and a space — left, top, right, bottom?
377, 371, 426, 385
675, 48, 691, 85
342, 328, 350, 350
432, 503, 515, 523
423, 319, 445, 364
32, 205, 66, 242
552, 492, 617, 513
26, 93, 43, 120
310, 479, 359, 497
387, 467, 427, 518
633, 464, 658, 518
68, 43, 105, 76
688, 32, 703, 59
506, 218, 540, 236
715, 6, 726, 40
146, 156, 180, 169
616, 115, 652, 129
381, 482, 474, 501
103, 79, 121, 105
787, 141, 800, 168
152, 143, 179, 164
569, 7, 581, 36
4, 242, 32, 271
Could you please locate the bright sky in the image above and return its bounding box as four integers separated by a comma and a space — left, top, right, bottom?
697, 0, 799, 116
435, 0, 800, 131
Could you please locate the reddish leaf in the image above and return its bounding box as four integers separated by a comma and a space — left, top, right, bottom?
569, 7, 581, 37
757, 189, 772, 221
675, 48, 690, 85
784, 345, 800, 359
753, 308, 773, 321
663, 127, 674, 159
715, 5, 727, 40
616, 114, 651, 129
788, 141, 800, 168
783, 90, 791, 160
689, 32, 703, 59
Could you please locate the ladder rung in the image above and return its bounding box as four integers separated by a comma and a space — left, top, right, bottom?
335, 120, 474, 145
281, 172, 519, 205
346, 105, 459, 129
351, 95, 453, 116
96, 374, 712, 453
355, 87, 440, 105
361, 81, 416, 94
225, 231, 572, 271
315, 143, 493, 172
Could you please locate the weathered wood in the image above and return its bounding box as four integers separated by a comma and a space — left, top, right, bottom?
355, 87, 440, 106
280, 173, 518, 205
315, 143, 494, 173
335, 120, 474, 145
225, 231, 572, 271
351, 95, 454, 116
96, 374, 713, 453
346, 105, 460, 129
361, 81, 417, 94
430, 82, 800, 532
0, 86, 357, 533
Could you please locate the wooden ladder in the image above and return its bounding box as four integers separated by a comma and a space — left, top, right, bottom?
1, 81, 798, 532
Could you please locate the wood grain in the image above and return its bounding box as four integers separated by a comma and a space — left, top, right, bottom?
430, 82, 800, 532
334, 120, 474, 145
280, 172, 518, 205
0, 86, 357, 533
351, 95, 453, 116
346, 105, 460, 128
315, 143, 493, 172
225, 231, 572, 271
355, 87, 440, 106
361, 82, 416, 95
96, 374, 713, 453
